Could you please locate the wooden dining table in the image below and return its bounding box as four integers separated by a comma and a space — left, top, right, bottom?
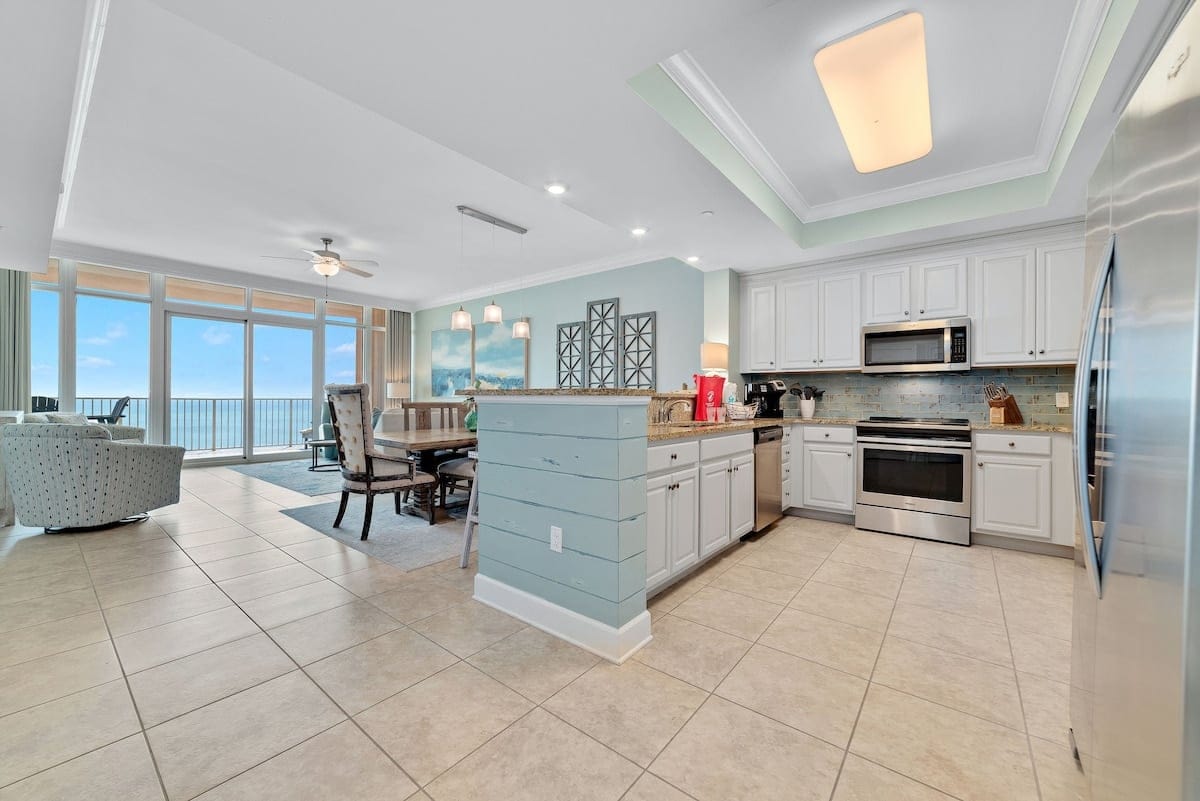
375, 427, 478, 520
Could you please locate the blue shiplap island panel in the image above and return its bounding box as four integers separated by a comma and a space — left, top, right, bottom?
471, 393, 652, 661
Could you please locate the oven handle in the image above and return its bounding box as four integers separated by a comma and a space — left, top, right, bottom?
857, 438, 972, 452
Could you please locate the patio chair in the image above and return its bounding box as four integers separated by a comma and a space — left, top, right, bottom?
86, 396, 130, 424
31, 396, 58, 413
325, 383, 437, 540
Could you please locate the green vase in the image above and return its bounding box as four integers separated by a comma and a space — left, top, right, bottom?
465, 408, 478, 432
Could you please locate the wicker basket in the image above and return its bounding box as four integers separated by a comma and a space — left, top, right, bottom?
725, 401, 759, 420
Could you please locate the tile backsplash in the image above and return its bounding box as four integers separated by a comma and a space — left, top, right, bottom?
745, 366, 1075, 426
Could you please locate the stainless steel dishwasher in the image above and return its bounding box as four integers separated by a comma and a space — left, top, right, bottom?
753, 426, 783, 531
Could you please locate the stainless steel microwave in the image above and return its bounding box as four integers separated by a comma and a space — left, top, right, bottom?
861, 318, 971, 374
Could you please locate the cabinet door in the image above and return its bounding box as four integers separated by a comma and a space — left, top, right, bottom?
729, 452, 756, 538
645, 474, 671, 590
818, 274, 862, 368
697, 459, 730, 559
671, 468, 700, 571
973, 249, 1036, 364
803, 444, 855, 512
1036, 243, 1086, 362
743, 285, 778, 371
777, 279, 820, 370
914, 257, 967, 319
863, 265, 911, 324
973, 455, 1051, 540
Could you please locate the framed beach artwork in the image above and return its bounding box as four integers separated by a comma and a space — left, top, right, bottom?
472, 320, 530, 391
430, 328, 473, 397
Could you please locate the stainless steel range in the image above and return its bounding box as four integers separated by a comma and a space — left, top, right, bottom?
854, 416, 972, 545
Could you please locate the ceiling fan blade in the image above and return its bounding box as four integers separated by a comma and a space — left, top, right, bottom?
343, 258, 379, 267
340, 264, 374, 278
300, 249, 324, 259
260, 255, 314, 262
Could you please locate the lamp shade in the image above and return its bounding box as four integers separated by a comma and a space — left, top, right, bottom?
511, 319, 530, 339
482, 300, 503, 324
700, 341, 729, 371
386, 382, 410, 400
450, 306, 472, 331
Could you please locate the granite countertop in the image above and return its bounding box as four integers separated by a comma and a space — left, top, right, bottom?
464, 389, 654, 397
648, 416, 1070, 441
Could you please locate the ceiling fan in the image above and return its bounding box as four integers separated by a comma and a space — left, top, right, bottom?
262, 237, 376, 278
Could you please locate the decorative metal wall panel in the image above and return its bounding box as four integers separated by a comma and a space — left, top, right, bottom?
619, 312, 656, 389
585, 298, 620, 388
556, 322, 585, 389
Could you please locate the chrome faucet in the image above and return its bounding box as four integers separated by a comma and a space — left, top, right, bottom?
659, 398, 694, 424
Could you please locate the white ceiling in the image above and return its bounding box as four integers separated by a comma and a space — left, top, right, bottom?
1, 0, 1184, 307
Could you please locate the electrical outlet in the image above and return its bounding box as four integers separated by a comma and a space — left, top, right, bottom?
1056, 392, 1070, 409
549, 526, 563, 553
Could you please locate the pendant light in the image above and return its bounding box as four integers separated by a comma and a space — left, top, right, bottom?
482, 220, 503, 323
512, 231, 530, 339
450, 209, 473, 331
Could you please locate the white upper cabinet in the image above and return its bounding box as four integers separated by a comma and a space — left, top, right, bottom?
1037, 243, 1086, 361
742, 284, 778, 371
973, 243, 1085, 365
777, 279, 820, 369
818, 274, 861, 368
973, 249, 1037, 364
914, 257, 968, 319
863, 265, 911, 324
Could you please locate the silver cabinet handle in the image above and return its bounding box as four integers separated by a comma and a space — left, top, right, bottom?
1074, 233, 1115, 599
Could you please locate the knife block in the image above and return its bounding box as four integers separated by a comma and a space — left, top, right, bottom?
988, 396, 1024, 425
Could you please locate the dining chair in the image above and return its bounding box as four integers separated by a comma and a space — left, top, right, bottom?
325, 383, 437, 539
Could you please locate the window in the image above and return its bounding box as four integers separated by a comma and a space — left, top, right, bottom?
30, 259, 59, 285
252, 289, 315, 318
165, 277, 246, 308
326, 301, 364, 324
325, 323, 362, 386
76, 263, 150, 296
75, 295, 150, 428
30, 288, 59, 400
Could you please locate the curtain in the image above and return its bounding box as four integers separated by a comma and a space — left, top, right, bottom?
384, 309, 412, 407
0, 269, 31, 413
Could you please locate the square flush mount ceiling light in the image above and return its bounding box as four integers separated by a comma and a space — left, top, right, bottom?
814, 11, 932, 173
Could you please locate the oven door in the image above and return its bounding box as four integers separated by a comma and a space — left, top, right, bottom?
856, 439, 971, 517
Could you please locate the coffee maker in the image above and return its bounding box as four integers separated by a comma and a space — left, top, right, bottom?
746, 380, 786, 418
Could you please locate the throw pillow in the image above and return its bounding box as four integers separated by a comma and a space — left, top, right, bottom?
45, 412, 89, 425
22, 413, 49, 423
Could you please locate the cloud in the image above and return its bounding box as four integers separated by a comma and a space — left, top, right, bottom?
329, 342, 357, 355
82, 321, 128, 346
77, 356, 114, 368
335, 370, 356, 379
201, 326, 232, 346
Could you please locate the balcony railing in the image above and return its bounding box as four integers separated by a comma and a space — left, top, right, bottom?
77, 396, 314, 453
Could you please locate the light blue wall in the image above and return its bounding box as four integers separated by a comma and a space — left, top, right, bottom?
412, 258, 704, 397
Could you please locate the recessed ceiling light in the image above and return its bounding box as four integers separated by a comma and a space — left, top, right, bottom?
631, 227, 648, 237
686, 256, 700, 263
544, 182, 567, 195
814, 11, 932, 173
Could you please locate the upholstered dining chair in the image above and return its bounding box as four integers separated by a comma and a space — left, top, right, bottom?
325, 383, 437, 540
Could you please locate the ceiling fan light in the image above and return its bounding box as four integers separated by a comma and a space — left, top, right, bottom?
814, 11, 932, 173
482, 300, 504, 324
450, 306, 473, 331
511, 319, 531, 339
313, 258, 340, 277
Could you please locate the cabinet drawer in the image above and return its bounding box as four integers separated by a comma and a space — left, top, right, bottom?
700, 432, 754, 462
782, 479, 792, 508
974, 432, 1051, 457
782, 444, 793, 464
781, 426, 792, 443
648, 441, 700, 474
803, 426, 854, 444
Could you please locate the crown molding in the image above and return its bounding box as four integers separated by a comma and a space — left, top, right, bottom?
411, 248, 673, 310
49, 239, 412, 311
659, 0, 1112, 223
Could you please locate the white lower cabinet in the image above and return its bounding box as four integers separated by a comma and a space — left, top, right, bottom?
973, 454, 1051, 540
647, 435, 754, 593
645, 467, 699, 592
802, 444, 855, 512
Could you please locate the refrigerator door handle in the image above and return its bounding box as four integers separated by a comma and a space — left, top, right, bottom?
1073, 234, 1114, 599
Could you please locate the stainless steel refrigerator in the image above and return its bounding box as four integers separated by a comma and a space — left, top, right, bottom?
1071, 3, 1200, 799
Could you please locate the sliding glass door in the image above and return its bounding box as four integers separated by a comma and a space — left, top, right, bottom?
168, 315, 246, 458
252, 323, 312, 456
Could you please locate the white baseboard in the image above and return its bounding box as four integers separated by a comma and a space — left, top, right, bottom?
473, 574, 652, 664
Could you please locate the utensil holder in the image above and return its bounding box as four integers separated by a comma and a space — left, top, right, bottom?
987, 396, 1024, 424
800, 398, 816, 419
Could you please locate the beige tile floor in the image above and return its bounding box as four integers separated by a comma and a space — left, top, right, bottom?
0, 465, 1086, 801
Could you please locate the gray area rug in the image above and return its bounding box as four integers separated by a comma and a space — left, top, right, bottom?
281, 500, 474, 572
229, 460, 342, 496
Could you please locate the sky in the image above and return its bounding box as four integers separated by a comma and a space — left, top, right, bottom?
30, 288, 361, 400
